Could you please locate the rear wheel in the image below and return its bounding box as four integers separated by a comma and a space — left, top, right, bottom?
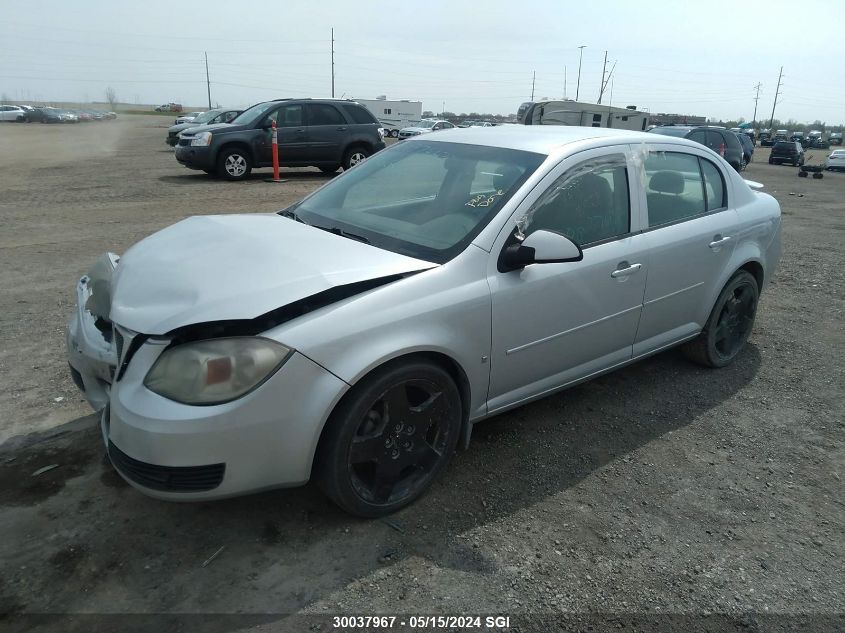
316, 360, 462, 517
391, 129, 400, 138
682, 271, 759, 368
342, 146, 371, 171
216, 148, 252, 181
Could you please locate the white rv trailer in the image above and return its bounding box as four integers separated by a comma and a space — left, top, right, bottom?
517, 100, 649, 131
353, 98, 423, 137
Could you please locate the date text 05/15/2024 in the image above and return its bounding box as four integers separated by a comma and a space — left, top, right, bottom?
332, 615, 511, 629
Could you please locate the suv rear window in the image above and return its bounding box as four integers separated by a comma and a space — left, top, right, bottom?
343, 104, 379, 125
773, 141, 795, 150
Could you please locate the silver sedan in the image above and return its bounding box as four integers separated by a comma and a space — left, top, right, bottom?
66, 126, 781, 516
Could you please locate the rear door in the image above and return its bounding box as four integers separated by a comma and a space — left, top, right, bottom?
633, 146, 738, 355
305, 103, 348, 164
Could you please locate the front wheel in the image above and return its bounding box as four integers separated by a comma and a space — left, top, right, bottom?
342, 146, 371, 171
216, 148, 252, 181
682, 271, 759, 368
316, 360, 462, 517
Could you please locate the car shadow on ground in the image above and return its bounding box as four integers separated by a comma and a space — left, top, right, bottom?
0, 344, 761, 630
157, 170, 337, 185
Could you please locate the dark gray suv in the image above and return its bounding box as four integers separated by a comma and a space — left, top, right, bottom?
175, 98, 386, 180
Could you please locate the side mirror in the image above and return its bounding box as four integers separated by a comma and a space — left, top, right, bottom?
498, 230, 583, 272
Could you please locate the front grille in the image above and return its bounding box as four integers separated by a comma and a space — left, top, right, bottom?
178, 137, 192, 146
108, 441, 225, 492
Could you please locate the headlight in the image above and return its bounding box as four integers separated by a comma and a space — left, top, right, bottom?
190, 131, 213, 146
144, 337, 291, 405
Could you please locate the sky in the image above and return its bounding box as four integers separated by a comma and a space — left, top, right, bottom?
1, 0, 843, 124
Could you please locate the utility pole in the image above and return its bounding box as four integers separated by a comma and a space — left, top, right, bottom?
752, 82, 762, 126
531, 70, 535, 101
598, 58, 616, 104
331, 28, 335, 98
597, 51, 608, 103
576, 45, 586, 101
204, 51, 211, 109
769, 66, 783, 129
564, 66, 567, 99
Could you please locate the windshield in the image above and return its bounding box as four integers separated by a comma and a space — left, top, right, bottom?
230, 101, 277, 126
415, 120, 436, 129
191, 110, 221, 124
285, 140, 545, 263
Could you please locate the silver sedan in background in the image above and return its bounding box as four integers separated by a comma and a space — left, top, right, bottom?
66, 126, 781, 516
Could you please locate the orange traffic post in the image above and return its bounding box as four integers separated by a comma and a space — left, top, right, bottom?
264, 120, 287, 183
271, 121, 280, 181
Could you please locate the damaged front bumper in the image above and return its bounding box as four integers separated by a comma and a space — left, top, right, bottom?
65, 253, 119, 411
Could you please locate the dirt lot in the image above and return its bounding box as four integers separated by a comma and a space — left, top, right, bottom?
0, 117, 843, 632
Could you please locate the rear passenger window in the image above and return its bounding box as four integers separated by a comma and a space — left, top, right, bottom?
307, 104, 345, 126
699, 159, 726, 210
344, 104, 378, 125
644, 152, 706, 226
522, 154, 630, 247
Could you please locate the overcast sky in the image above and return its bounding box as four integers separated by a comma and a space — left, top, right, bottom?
1, 0, 842, 123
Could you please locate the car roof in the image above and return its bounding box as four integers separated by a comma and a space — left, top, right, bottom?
414, 125, 663, 154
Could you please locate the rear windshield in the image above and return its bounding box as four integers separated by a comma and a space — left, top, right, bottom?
343, 104, 379, 125
773, 142, 795, 150
648, 127, 692, 138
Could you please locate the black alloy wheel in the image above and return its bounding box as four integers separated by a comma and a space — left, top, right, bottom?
317, 361, 462, 517
683, 271, 759, 368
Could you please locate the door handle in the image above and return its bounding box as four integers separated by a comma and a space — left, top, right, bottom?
336, 126, 347, 131
610, 262, 642, 278
709, 235, 732, 249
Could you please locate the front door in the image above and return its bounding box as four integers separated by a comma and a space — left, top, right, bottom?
254, 103, 308, 166
488, 148, 649, 413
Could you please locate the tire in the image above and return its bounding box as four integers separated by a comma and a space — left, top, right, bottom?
682, 270, 759, 368
316, 360, 462, 517
319, 165, 340, 174
799, 171, 808, 178
812, 172, 823, 179
216, 147, 252, 181
391, 129, 400, 138
342, 146, 371, 171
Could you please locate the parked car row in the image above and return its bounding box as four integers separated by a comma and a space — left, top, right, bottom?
759, 128, 836, 149
1, 105, 117, 123
155, 102, 183, 112
648, 125, 746, 172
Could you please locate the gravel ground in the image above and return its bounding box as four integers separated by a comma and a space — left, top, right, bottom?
0, 117, 842, 632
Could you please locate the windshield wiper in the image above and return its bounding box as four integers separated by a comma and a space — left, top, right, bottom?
312, 224, 370, 244
279, 208, 308, 224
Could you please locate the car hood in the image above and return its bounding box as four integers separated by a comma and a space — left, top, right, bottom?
179, 122, 234, 135
109, 214, 437, 335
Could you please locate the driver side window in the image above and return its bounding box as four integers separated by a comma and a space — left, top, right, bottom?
520, 154, 630, 247
264, 104, 303, 127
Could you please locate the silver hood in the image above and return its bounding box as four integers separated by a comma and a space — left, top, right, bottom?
109, 214, 437, 335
